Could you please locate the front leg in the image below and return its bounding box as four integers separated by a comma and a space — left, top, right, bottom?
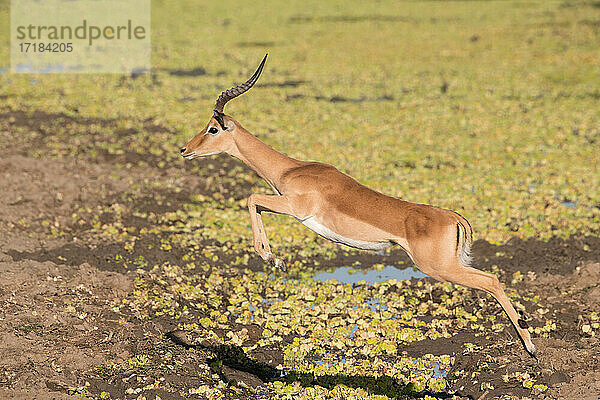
246, 194, 293, 270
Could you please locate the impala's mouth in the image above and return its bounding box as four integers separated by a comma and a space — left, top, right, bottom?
181, 151, 220, 160
180, 150, 196, 160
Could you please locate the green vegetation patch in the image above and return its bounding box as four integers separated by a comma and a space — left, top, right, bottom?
1, 0, 598, 246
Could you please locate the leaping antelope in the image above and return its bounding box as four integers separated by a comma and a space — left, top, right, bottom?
180, 55, 536, 358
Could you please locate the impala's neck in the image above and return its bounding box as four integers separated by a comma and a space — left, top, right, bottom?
228, 125, 301, 193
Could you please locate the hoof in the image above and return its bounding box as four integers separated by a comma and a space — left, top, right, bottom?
274, 258, 287, 272
526, 343, 537, 360
264, 253, 286, 272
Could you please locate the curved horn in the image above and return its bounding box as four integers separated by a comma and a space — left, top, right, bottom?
213, 54, 268, 127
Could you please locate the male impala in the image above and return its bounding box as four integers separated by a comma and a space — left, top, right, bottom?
180, 55, 536, 358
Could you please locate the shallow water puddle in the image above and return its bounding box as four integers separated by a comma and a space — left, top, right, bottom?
12, 63, 85, 73
432, 363, 449, 378
312, 265, 427, 284
366, 297, 388, 312
312, 356, 348, 369
307, 356, 448, 380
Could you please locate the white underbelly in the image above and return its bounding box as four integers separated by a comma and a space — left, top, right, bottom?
299, 216, 393, 251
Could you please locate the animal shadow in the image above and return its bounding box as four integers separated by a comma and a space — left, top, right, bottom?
165, 330, 469, 399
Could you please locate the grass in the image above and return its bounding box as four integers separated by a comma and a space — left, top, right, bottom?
0, 0, 598, 398
1, 0, 599, 245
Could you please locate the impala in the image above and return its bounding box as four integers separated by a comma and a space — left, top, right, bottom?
180, 55, 536, 358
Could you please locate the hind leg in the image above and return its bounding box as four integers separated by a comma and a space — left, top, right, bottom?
407, 236, 536, 357
439, 264, 536, 357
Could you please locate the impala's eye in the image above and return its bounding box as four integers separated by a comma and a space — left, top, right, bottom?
208, 127, 218, 134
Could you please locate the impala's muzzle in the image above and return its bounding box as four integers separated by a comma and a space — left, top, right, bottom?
180, 147, 196, 160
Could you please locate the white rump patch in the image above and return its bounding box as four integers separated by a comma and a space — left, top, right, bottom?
299, 217, 393, 251
457, 222, 473, 267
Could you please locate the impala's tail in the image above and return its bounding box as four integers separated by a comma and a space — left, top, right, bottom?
454, 213, 473, 267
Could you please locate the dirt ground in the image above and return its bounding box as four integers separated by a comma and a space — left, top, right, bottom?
1, 108, 599, 399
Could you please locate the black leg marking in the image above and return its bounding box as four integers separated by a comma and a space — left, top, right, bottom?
518, 318, 529, 329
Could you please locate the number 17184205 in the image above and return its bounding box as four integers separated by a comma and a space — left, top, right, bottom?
19, 42, 73, 52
